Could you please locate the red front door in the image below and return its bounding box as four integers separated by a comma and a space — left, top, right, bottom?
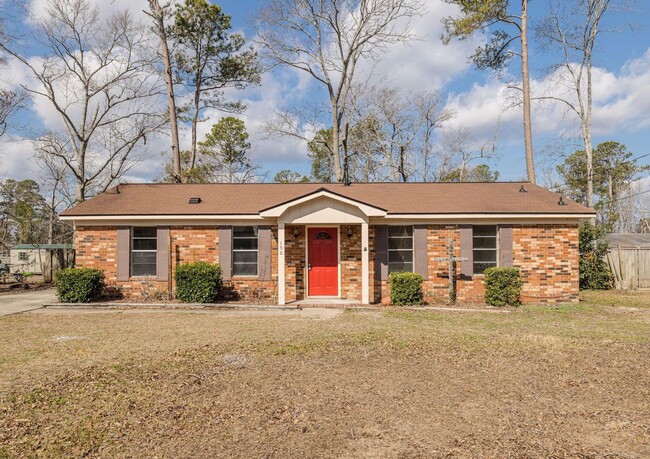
308, 227, 338, 296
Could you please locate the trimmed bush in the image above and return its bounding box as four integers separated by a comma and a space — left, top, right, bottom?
175, 261, 222, 303
484, 267, 523, 307
55, 268, 105, 303
389, 272, 424, 305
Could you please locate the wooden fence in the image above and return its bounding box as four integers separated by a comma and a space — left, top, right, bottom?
607, 246, 650, 290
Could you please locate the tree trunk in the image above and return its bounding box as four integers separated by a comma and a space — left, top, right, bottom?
584, 126, 595, 208
521, 0, 536, 184
149, 0, 182, 183
75, 179, 85, 204
190, 87, 200, 170
583, 46, 595, 212
330, 104, 343, 182
398, 146, 407, 182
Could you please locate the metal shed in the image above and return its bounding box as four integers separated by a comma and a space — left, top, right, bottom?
605, 234, 650, 290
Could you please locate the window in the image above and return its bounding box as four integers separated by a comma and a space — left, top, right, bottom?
18, 252, 29, 261
388, 226, 413, 273
132, 227, 157, 277
233, 226, 258, 276
473, 225, 498, 274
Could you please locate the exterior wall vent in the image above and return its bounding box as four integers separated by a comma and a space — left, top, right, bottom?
189, 197, 201, 204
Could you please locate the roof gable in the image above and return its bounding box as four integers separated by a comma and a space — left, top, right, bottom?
259, 187, 387, 218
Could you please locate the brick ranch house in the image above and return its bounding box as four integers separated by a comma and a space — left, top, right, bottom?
60, 182, 595, 304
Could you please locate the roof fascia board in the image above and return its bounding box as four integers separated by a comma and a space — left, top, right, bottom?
60, 215, 267, 225
259, 189, 387, 218
374, 214, 592, 224
384, 213, 594, 219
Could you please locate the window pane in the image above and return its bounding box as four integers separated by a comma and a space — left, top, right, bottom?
233, 251, 257, 264
473, 237, 497, 249
389, 261, 413, 273
314, 231, 332, 240
473, 250, 497, 262
473, 262, 496, 275
132, 251, 156, 265
234, 226, 258, 238
133, 227, 157, 238
133, 238, 157, 251
233, 262, 257, 276
389, 250, 413, 264
473, 225, 497, 237
132, 252, 156, 276
233, 238, 258, 250
388, 226, 413, 237
388, 237, 413, 250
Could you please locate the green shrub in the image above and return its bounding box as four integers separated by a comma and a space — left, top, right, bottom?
174, 261, 222, 303
389, 272, 424, 305
55, 268, 105, 303
484, 267, 523, 307
579, 221, 613, 290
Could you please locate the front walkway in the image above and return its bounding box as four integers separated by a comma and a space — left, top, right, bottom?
0, 289, 56, 316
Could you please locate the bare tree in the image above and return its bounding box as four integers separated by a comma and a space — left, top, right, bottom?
146, 0, 182, 183
0, 0, 165, 202
347, 87, 451, 182
370, 87, 421, 182
33, 147, 74, 281
436, 126, 498, 181
255, 0, 421, 182
0, 90, 24, 138
413, 91, 454, 181
0, 17, 25, 139
536, 0, 614, 211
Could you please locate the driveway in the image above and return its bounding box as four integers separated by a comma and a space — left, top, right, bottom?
0, 289, 56, 316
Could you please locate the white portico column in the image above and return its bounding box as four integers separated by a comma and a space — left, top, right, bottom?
278, 223, 285, 305
361, 221, 369, 304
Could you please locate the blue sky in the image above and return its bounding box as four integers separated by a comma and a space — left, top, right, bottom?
1, 0, 650, 195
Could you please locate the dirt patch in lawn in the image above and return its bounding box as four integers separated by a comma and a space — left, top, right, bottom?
1, 295, 649, 458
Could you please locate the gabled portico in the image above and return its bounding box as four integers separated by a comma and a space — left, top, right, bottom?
260, 188, 387, 305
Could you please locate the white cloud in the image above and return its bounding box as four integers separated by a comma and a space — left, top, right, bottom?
443, 48, 650, 147
366, 0, 484, 91
27, 0, 157, 23
0, 137, 41, 181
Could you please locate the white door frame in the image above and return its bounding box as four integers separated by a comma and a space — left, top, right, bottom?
305, 225, 341, 298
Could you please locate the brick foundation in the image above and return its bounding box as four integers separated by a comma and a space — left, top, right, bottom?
75, 223, 579, 304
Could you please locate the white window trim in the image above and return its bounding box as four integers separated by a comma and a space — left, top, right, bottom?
387, 225, 414, 274
131, 228, 157, 278
232, 226, 259, 277
472, 225, 499, 276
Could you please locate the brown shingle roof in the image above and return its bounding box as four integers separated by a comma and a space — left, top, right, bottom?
60, 182, 595, 217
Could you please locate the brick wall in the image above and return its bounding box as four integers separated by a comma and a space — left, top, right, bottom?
340, 225, 362, 301
223, 226, 278, 302
284, 225, 306, 302
372, 224, 579, 305
75, 222, 579, 304
513, 224, 579, 303
75, 225, 278, 301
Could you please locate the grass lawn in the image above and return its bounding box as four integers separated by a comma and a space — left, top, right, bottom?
1, 291, 649, 458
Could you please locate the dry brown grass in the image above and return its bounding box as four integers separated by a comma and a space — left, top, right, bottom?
1, 291, 649, 458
